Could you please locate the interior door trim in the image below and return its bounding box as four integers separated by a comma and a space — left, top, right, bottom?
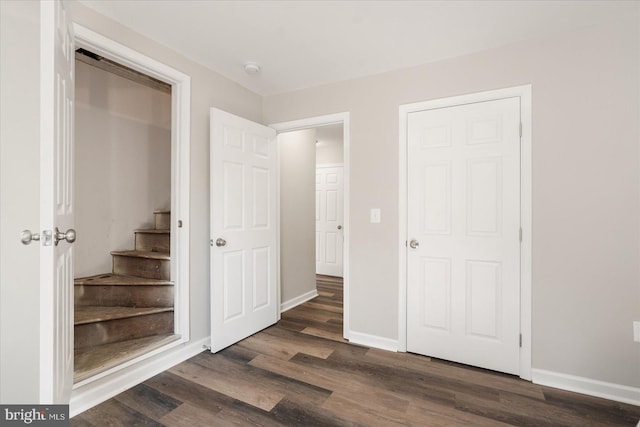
71, 24, 192, 383
397, 85, 532, 380
270, 113, 351, 340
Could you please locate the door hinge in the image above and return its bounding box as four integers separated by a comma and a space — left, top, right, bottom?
519, 122, 522, 138
519, 333, 523, 348
519, 227, 522, 243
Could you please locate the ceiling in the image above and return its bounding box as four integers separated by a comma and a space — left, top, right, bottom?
78, 1, 636, 96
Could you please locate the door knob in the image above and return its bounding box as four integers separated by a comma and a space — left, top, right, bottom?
337, 225, 342, 230
215, 238, 227, 247
54, 227, 76, 245
21, 230, 41, 245
409, 239, 419, 249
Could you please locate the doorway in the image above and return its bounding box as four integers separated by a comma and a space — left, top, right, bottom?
315, 124, 344, 278
71, 25, 191, 386
271, 113, 351, 339
398, 86, 532, 379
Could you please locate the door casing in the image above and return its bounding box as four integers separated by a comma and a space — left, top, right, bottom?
398, 86, 532, 380
68, 24, 191, 387
270, 113, 351, 340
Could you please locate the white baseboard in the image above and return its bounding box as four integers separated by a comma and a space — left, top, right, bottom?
532, 368, 640, 406
70, 336, 210, 417
348, 330, 398, 352
280, 289, 318, 312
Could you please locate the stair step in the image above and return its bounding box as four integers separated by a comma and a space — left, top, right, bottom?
135, 229, 170, 252
75, 274, 172, 286
74, 334, 181, 383
154, 210, 170, 230
74, 306, 174, 349
75, 306, 173, 325
112, 251, 170, 280
111, 250, 170, 260
134, 229, 170, 234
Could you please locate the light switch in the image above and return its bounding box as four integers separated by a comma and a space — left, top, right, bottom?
370, 208, 381, 223
634, 321, 640, 343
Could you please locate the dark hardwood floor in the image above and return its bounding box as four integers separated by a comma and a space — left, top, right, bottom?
72, 275, 640, 426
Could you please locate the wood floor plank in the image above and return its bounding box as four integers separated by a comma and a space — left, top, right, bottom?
405, 401, 514, 427
249, 353, 421, 411
114, 383, 181, 422
72, 276, 639, 427
270, 397, 360, 427
300, 326, 347, 342
320, 391, 409, 426
74, 399, 163, 427
169, 359, 285, 411
191, 351, 333, 406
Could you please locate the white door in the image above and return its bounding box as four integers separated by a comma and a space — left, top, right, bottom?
406, 97, 521, 374
40, 0, 75, 403
315, 166, 344, 277
210, 108, 278, 352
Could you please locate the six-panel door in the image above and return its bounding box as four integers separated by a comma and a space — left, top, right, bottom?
406, 97, 521, 375
210, 108, 278, 352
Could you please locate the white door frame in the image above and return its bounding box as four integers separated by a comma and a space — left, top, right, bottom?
70, 25, 191, 381
270, 113, 351, 340
398, 86, 532, 380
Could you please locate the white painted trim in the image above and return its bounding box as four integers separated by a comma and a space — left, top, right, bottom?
39, 0, 59, 403
73, 24, 191, 343
281, 289, 319, 313
349, 331, 398, 352
532, 369, 640, 406
398, 85, 533, 381
270, 113, 351, 340
316, 163, 344, 169
70, 337, 210, 418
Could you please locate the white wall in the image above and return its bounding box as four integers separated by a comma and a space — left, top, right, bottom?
75, 61, 171, 277
278, 129, 317, 304
0, 0, 42, 404
263, 15, 640, 388
316, 123, 343, 165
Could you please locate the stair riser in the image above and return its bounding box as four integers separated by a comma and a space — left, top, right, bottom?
135, 233, 170, 252
75, 285, 174, 307
155, 212, 171, 230
113, 256, 170, 280
74, 311, 174, 349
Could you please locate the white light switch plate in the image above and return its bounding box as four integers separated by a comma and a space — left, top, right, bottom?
634, 321, 640, 343
370, 208, 381, 223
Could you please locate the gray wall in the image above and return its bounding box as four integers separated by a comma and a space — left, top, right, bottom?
0, 0, 42, 403
75, 61, 171, 277
316, 123, 343, 165
278, 129, 317, 304
263, 15, 640, 387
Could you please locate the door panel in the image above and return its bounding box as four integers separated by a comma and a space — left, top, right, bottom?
40, 0, 75, 403
210, 108, 277, 352
316, 166, 344, 277
407, 97, 520, 375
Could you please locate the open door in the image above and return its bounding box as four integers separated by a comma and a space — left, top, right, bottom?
39, 0, 75, 403
210, 108, 278, 352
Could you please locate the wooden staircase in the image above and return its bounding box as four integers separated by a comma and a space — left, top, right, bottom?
74, 210, 179, 383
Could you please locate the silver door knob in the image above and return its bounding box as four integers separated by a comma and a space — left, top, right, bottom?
21, 230, 41, 245
337, 225, 342, 230
215, 238, 227, 247
409, 239, 419, 249
54, 227, 76, 245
